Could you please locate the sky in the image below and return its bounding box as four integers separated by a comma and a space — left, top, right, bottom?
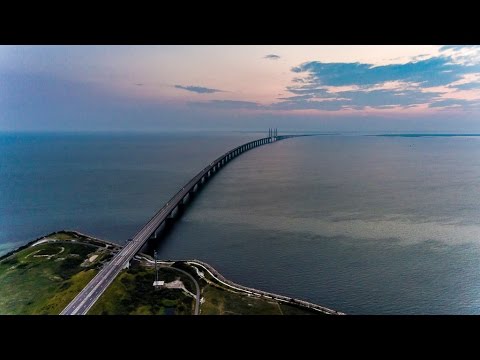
1, 45, 480, 132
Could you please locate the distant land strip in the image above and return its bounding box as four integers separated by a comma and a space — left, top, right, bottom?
374, 134, 480, 137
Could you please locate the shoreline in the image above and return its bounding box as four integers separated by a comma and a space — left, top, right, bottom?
186, 260, 344, 315
3, 230, 344, 315
0, 230, 121, 262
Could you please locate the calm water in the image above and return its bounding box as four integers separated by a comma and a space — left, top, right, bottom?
1, 132, 480, 314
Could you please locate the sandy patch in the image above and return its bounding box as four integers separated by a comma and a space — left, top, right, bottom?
33, 247, 64, 259
31, 239, 51, 247
164, 280, 196, 298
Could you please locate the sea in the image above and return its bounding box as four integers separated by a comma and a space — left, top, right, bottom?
1, 131, 480, 314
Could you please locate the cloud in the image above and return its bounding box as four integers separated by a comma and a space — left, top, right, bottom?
439, 45, 479, 52
271, 99, 349, 111
438, 46, 480, 66
279, 55, 480, 111
429, 98, 480, 110
449, 82, 480, 90
135, 83, 143, 86
285, 86, 336, 97
292, 57, 480, 87
264, 54, 281, 60
429, 99, 466, 108
189, 100, 262, 109
174, 85, 223, 94
272, 89, 441, 112
179, 54, 480, 113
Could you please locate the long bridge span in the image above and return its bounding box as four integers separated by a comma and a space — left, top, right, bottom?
61, 131, 309, 315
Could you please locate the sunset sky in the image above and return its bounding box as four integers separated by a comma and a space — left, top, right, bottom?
1, 45, 480, 132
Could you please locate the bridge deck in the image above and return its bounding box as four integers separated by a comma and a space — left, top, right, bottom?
61, 134, 304, 315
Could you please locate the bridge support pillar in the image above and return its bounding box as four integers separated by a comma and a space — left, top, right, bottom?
177, 202, 186, 214
165, 214, 174, 227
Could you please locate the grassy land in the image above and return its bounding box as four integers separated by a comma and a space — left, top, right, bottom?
49, 232, 78, 241
1, 232, 329, 315
0, 233, 107, 314
198, 282, 319, 315
200, 284, 283, 315
89, 265, 194, 315
88, 259, 321, 315
171, 262, 321, 315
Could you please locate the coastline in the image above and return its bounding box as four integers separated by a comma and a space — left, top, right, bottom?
186, 260, 344, 315
2, 230, 344, 315
0, 230, 121, 262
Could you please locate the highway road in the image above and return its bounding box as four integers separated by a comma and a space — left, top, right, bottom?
61, 135, 281, 315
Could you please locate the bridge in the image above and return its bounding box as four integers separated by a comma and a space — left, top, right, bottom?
61, 130, 308, 315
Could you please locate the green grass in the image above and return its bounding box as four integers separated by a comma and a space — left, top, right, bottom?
88, 265, 194, 315
169, 262, 322, 315
0, 242, 101, 314
1, 234, 328, 315
47, 231, 79, 241
200, 284, 284, 315
37, 269, 97, 314
180, 263, 320, 315
201, 284, 320, 315
278, 302, 321, 315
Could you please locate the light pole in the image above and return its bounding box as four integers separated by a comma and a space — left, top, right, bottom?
154, 250, 158, 284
